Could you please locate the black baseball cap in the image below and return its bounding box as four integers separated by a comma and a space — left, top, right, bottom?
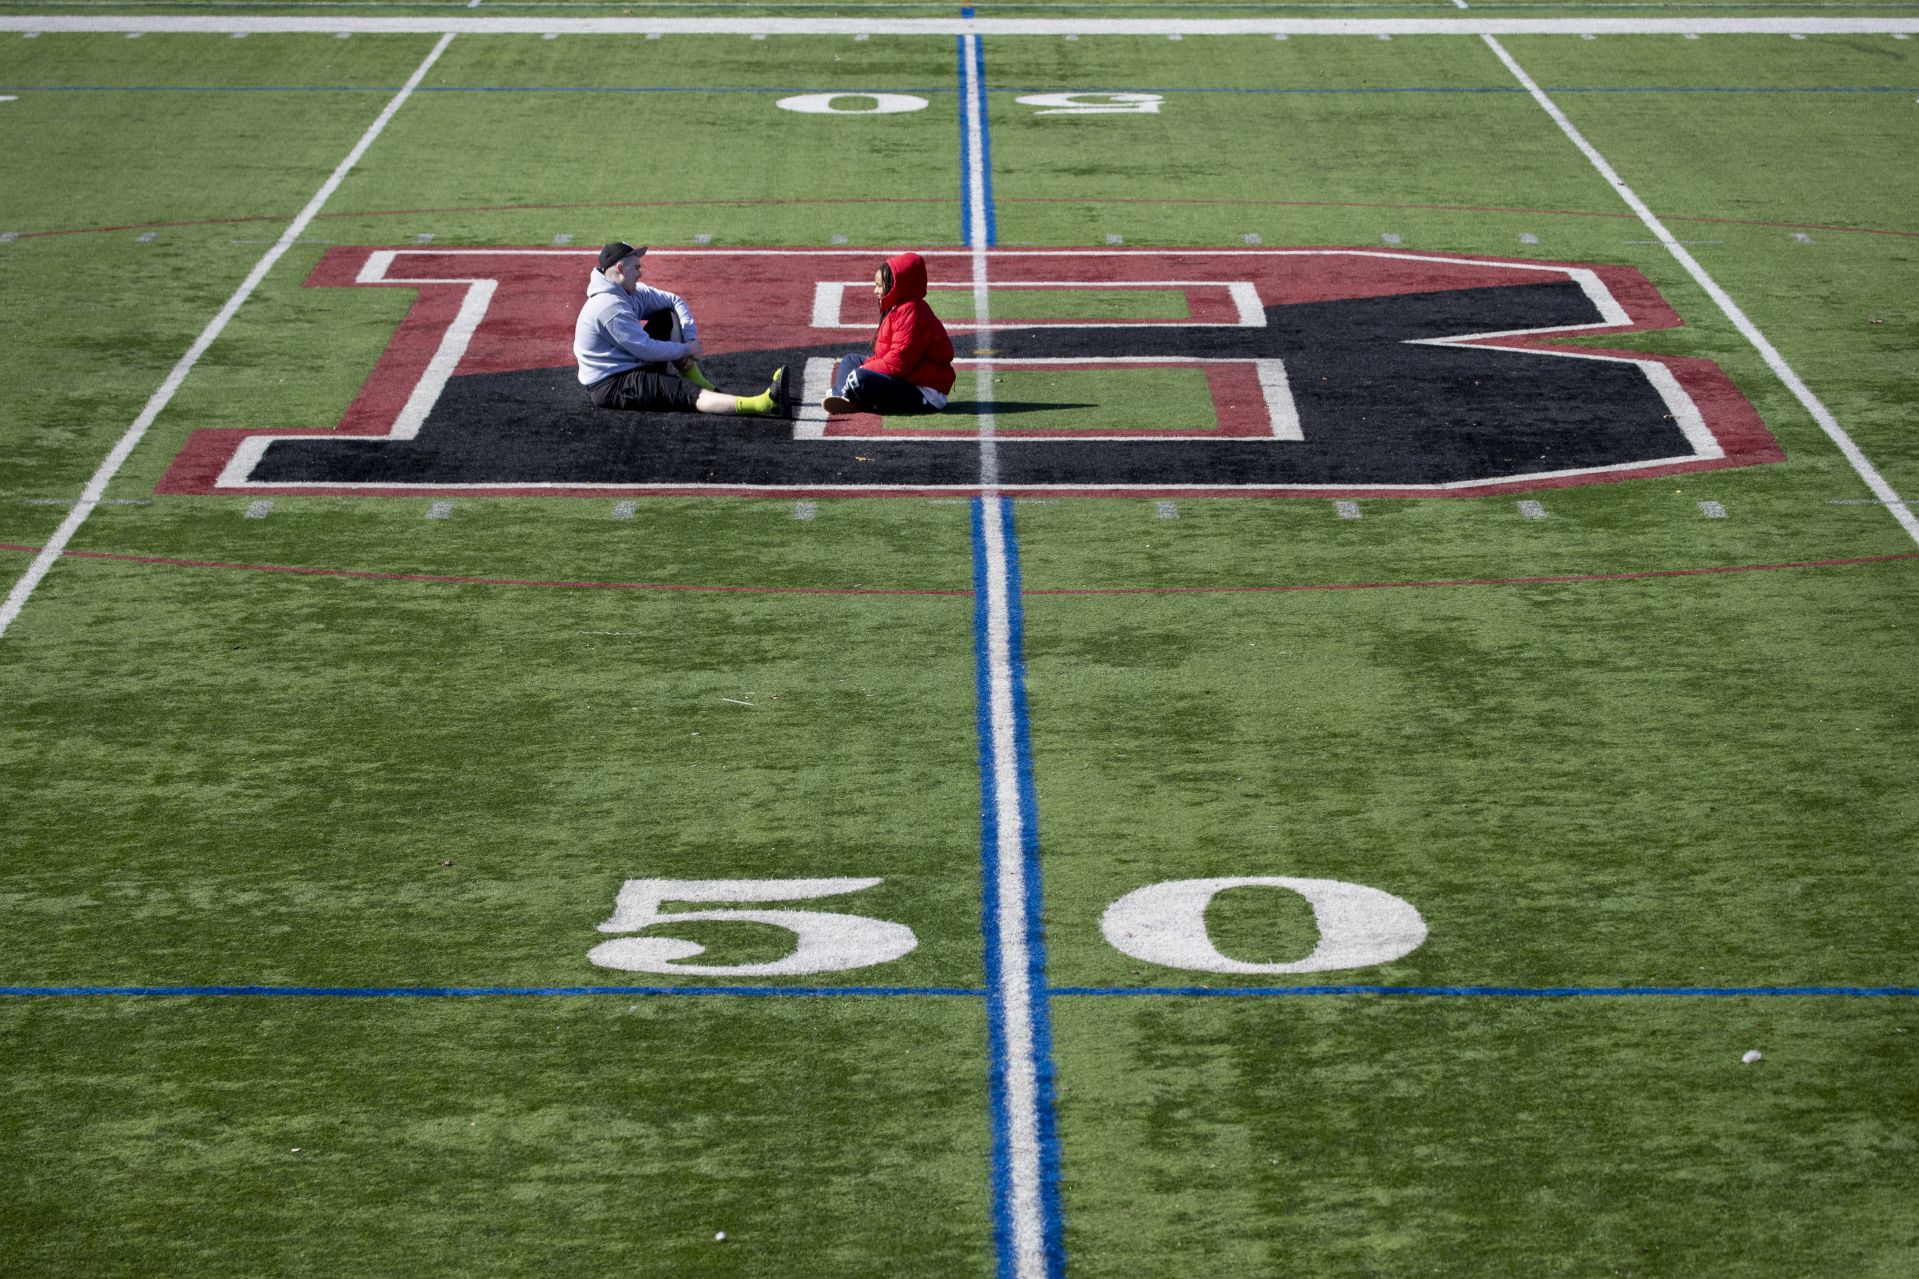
598, 241, 645, 272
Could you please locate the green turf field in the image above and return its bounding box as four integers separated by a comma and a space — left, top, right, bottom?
2, 7, 1918, 1276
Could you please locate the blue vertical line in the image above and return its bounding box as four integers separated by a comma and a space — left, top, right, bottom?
973, 33, 998, 248
957, 33, 975, 247
973, 497, 1066, 1278
957, 29, 999, 249
998, 500, 1064, 1271
972, 497, 1017, 1273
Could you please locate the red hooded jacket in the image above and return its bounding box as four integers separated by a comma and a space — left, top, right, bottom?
861, 252, 956, 396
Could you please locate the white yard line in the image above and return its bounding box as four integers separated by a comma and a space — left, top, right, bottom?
977, 497, 1051, 1279
963, 30, 1051, 1278
3, 17, 1918, 35
1484, 35, 1919, 547
0, 33, 456, 639
962, 31, 999, 495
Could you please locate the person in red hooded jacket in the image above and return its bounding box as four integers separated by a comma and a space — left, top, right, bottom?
822, 252, 956, 416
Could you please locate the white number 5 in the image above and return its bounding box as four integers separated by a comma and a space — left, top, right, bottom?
588, 878, 918, 977
1015, 92, 1164, 116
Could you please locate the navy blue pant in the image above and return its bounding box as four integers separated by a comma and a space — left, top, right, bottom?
833, 355, 939, 415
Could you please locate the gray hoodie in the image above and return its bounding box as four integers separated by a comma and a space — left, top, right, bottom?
572, 270, 701, 386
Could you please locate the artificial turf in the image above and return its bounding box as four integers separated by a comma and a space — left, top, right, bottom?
2, 16, 1916, 1276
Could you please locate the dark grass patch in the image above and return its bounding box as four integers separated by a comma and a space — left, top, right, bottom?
1054, 997, 1919, 1277
0, 997, 994, 1278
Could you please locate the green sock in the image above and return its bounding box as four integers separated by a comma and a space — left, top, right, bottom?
733, 367, 785, 417
682, 362, 718, 390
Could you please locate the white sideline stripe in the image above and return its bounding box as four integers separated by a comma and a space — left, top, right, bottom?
1485, 35, 1919, 547
0, 32, 456, 641
3, 17, 1917, 34
979, 499, 1047, 1279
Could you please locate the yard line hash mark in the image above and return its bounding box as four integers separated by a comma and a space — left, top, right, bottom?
13, 199, 1919, 248
5, 18, 1919, 38
6, 984, 1915, 1000
6, 544, 1915, 601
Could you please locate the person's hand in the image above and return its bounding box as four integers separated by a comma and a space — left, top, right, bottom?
681, 339, 706, 361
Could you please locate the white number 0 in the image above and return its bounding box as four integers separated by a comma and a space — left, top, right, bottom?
588, 878, 918, 977
1102, 877, 1428, 975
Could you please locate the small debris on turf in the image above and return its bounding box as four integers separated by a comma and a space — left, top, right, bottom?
1742, 1050, 1763, 1064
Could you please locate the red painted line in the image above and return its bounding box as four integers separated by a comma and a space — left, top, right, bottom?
4, 543, 1915, 600
12, 197, 954, 242
1026, 552, 1919, 596
13, 197, 1914, 243
0, 544, 968, 598
14, 211, 298, 240
1003, 197, 1919, 240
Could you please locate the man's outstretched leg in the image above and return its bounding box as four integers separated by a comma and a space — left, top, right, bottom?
697, 366, 788, 417
590, 365, 789, 417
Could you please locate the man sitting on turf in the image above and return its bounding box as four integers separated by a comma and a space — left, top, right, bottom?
574, 240, 787, 416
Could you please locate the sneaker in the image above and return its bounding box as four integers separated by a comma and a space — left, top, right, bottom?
767, 365, 794, 418
821, 395, 859, 415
